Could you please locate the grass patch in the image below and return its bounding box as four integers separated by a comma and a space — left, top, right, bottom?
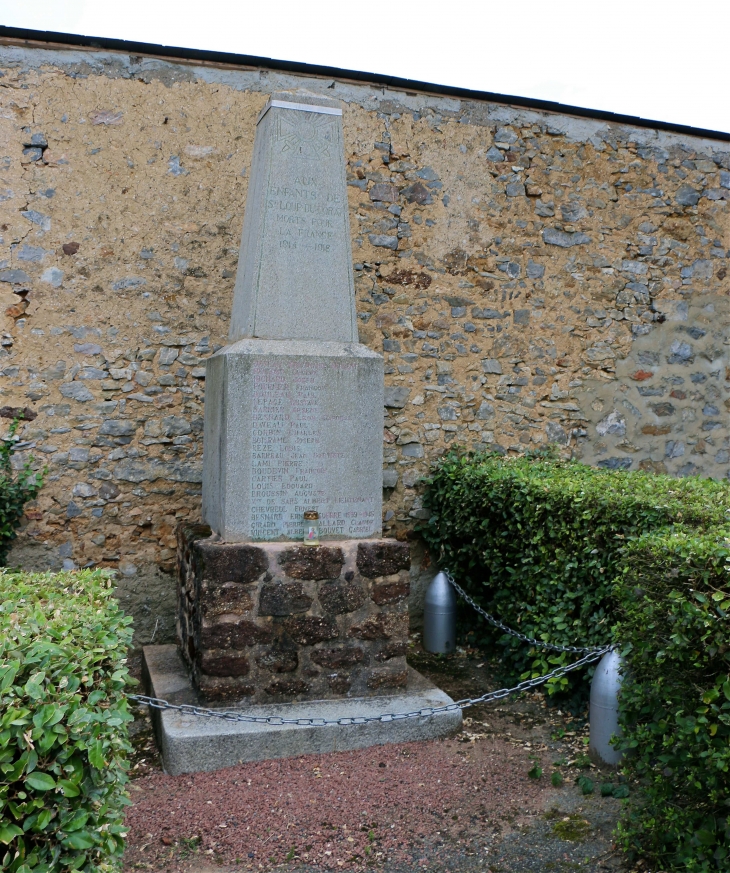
551, 815, 592, 842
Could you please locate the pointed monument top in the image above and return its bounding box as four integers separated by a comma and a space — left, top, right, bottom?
229, 90, 358, 344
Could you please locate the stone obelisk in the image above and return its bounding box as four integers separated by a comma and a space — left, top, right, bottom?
151, 93, 460, 770
202, 92, 383, 542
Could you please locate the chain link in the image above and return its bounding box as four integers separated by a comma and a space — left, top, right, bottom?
444, 571, 607, 655
128, 570, 612, 726
129, 645, 608, 726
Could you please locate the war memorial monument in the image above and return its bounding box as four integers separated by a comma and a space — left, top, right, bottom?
142, 92, 460, 773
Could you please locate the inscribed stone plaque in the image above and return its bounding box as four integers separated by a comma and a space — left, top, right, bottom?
203, 339, 383, 542
229, 92, 358, 344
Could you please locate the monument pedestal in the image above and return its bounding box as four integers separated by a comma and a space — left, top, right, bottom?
203, 339, 383, 543
155, 91, 462, 772
142, 645, 462, 775
177, 524, 411, 704
144, 524, 461, 774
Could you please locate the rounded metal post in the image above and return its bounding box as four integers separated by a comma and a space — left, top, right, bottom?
423, 571, 457, 654
589, 648, 623, 767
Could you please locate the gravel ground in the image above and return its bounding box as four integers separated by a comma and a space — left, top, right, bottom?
123, 641, 634, 873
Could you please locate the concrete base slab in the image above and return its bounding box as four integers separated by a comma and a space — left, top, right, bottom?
142, 645, 462, 775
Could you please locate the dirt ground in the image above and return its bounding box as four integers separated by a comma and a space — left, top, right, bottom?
123, 640, 635, 873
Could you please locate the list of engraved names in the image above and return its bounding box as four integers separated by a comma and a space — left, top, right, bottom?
249, 358, 377, 540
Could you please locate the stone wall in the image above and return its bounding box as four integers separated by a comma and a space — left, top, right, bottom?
177, 525, 410, 703
1, 42, 729, 644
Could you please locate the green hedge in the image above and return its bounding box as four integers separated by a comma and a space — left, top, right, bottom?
0, 422, 44, 566
0, 570, 134, 872
421, 451, 730, 695
421, 451, 730, 870
615, 530, 730, 871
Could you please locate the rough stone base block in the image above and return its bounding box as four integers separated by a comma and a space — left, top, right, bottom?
177, 525, 412, 704
143, 645, 462, 775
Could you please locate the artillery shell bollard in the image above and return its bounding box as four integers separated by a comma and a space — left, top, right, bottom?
423, 571, 457, 654
589, 648, 623, 767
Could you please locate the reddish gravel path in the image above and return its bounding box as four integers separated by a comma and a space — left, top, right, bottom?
124, 734, 550, 870
123, 647, 629, 872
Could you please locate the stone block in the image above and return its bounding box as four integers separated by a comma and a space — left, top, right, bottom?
349, 612, 408, 641
199, 583, 254, 617
229, 92, 358, 344
258, 581, 312, 616
282, 615, 338, 645
199, 651, 250, 677
256, 647, 298, 673
195, 540, 268, 584
372, 579, 410, 605
384, 386, 410, 408
382, 467, 399, 488
366, 667, 409, 690
318, 578, 366, 614
310, 645, 366, 668
202, 339, 383, 543
374, 641, 408, 661
197, 675, 255, 702
356, 541, 410, 578
265, 678, 311, 697
200, 619, 273, 649
176, 531, 410, 704
279, 545, 344, 580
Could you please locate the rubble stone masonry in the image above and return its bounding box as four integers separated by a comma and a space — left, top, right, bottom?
177, 525, 410, 703
1, 42, 729, 645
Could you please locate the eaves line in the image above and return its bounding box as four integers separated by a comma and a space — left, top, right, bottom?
1, 25, 729, 144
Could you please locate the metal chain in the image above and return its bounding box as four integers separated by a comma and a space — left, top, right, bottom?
128, 647, 610, 726
128, 570, 613, 725
444, 571, 607, 655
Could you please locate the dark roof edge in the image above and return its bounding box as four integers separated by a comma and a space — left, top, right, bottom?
2, 25, 730, 144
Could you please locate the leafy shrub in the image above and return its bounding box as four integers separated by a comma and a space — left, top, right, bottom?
615, 530, 730, 871
0, 421, 44, 566
0, 569, 134, 872
420, 450, 730, 869
420, 450, 730, 694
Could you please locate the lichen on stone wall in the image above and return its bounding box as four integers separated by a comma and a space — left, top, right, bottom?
0, 44, 728, 641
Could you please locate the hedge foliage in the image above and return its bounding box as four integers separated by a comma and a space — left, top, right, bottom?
421, 451, 730, 693
421, 451, 730, 870
0, 570, 134, 872
615, 531, 730, 871
0, 421, 44, 566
